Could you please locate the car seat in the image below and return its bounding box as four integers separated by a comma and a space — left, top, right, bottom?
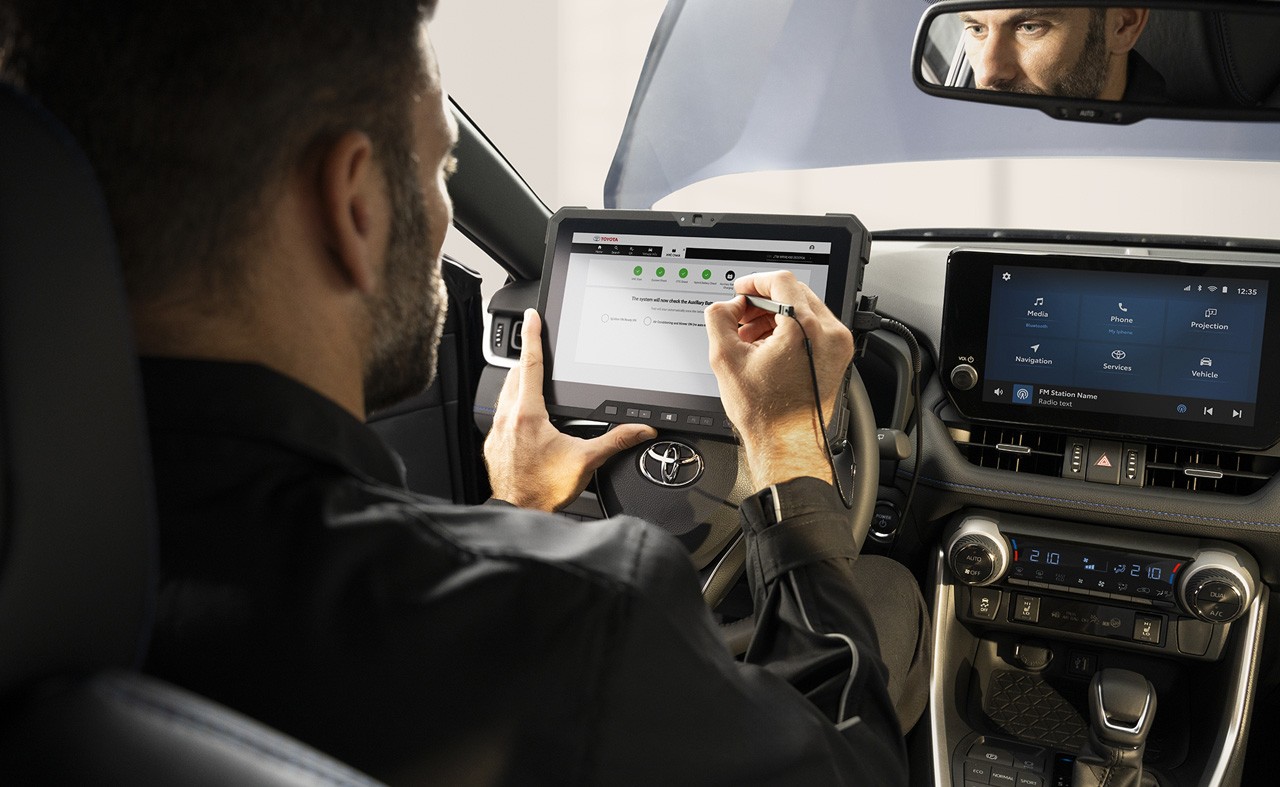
0, 83, 385, 786
1136, 7, 1280, 108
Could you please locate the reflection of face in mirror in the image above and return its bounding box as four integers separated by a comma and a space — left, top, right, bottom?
960, 7, 1151, 100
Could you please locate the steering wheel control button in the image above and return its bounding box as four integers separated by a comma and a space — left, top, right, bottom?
1133, 614, 1163, 644
970, 587, 1002, 620
1013, 595, 1041, 624
950, 363, 979, 391
1085, 439, 1123, 484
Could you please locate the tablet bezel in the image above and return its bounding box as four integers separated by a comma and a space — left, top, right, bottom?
536, 209, 868, 436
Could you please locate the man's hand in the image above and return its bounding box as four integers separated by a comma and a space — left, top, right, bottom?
705, 272, 854, 490
485, 309, 656, 512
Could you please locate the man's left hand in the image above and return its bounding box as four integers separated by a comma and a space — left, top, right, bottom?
484, 309, 656, 512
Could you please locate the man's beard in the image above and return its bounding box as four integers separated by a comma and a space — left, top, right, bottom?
1049, 11, 1110, 99
363, 149, 448, 415
993, 11, 1111, 99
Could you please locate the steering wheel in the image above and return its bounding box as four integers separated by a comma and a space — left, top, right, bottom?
594, 364, 879, 610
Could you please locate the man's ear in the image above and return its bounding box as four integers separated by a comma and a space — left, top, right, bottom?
318, 130, 385, 295
1107, 7, 1151, 54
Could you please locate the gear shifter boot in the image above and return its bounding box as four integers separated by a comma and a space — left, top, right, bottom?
1073, 669, 1158, 787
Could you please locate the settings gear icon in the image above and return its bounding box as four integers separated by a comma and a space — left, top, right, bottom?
1001, 272, 1012, 281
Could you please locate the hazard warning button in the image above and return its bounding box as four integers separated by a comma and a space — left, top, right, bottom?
1085, 439, 1123, 484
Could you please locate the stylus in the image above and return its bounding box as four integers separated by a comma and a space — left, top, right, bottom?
745, 295, 796, 318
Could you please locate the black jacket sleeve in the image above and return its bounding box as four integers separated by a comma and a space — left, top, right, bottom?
588, 476, 907, 786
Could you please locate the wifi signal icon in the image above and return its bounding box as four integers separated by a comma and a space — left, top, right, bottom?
1208, 286, 1219, 292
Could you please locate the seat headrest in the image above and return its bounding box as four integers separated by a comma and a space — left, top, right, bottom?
1137, 8, 1280, 107
0, 84, 154, 691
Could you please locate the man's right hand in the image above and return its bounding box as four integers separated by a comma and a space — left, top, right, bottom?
704, 272, 854, 491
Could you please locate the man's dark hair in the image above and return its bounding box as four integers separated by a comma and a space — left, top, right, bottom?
2, 1, 436, 303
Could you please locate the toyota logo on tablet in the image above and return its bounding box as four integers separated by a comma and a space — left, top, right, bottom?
639, 441, 704, 488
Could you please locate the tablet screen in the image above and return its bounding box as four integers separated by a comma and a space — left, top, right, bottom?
538, 209, 868, 436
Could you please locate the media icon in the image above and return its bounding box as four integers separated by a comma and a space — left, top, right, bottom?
1012, 384, 1033, 404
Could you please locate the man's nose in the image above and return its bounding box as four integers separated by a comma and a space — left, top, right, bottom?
973, 31, 1018, 88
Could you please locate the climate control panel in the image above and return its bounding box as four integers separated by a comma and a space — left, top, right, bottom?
944, 512, 1259, 661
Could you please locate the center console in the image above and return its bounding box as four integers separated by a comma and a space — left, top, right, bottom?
929, 510, 1266, 787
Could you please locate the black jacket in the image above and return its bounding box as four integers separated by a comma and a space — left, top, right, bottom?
141, 358, 908, 785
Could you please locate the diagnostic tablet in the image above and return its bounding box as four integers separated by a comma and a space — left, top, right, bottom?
537, 209, 869, 437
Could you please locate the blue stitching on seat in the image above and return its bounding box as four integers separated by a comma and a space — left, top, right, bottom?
100, 678, 382, 786
898, 470, 1280, 530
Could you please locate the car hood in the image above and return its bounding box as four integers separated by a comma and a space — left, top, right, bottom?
605, 0, 1280, 210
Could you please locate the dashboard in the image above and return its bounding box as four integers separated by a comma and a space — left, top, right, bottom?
860, 237, 1280, 787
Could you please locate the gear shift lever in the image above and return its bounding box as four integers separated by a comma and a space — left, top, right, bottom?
1073, 668, 1158, 787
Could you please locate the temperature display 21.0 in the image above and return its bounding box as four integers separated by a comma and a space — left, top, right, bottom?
1007, 537, 1183, 604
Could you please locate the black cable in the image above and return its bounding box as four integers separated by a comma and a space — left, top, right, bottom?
795, 319, 856, 509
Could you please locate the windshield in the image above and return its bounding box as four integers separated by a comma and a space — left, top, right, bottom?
434, 0, 1280, 264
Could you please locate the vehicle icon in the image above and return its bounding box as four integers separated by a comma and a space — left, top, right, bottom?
1200, 357, 1213, 367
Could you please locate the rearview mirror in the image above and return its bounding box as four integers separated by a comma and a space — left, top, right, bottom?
913, 0, 1280, 123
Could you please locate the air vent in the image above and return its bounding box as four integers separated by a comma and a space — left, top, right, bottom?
950, 425, 1276, 496
1144, 444, 1276, 496
951, 425, 1068, 478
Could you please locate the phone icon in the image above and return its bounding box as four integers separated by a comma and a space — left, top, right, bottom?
1118, 302, 1128, 312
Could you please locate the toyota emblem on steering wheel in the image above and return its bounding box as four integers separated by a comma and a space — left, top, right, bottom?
639, 441, 704, 488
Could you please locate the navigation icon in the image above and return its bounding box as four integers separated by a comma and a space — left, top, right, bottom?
1030, 344, 1041, 353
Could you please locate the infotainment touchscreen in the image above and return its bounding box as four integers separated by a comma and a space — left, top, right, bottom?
537, 209, 869, 436
941, 249, 1280, 450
